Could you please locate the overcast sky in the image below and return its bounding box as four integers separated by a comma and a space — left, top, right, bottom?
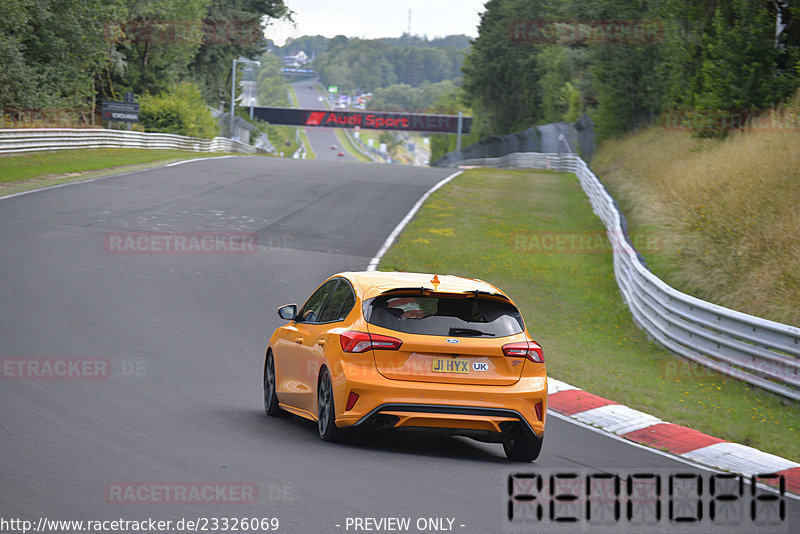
266, 0, 487, 45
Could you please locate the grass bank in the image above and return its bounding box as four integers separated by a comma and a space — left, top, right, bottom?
0, 149, 238, 196
335, 130, 372, 163
593, 127, 800, 326
378, 168, 800, 461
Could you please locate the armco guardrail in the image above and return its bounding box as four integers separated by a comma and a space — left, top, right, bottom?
452, 152, 800, 401
0, 128, 260, 154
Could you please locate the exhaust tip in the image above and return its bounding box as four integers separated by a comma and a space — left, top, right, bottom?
371, 415, 398, 430
504, 423, 522, 439
372, 416, 389, 430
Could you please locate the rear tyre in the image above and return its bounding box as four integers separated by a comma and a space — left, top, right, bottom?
317, 368, 343, 442
263, 352, 284, 416
503, 432, 543, 462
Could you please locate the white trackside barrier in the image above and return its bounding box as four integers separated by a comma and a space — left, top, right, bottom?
456, 152, 800, 401
0, 128, 260, 154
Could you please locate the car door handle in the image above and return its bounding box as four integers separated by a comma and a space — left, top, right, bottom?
294, 337, 303, 344
316, 339, 326, 346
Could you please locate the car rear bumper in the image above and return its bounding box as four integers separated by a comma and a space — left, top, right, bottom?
334, 360, 546, 438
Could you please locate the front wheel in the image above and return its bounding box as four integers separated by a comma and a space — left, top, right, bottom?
503, 432, 543, 462
317, 369, 343, 442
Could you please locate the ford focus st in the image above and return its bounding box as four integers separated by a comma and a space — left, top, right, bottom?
263, 271, 547, 461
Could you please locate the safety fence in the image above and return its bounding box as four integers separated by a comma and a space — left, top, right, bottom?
0, 128, 262, 154
431, 115, 595, 167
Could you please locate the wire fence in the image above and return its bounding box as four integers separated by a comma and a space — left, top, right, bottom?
432, 115, 595, 167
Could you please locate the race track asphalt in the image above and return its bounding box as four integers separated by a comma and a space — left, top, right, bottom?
1, 157, 796, 533
291, 81, 358, 162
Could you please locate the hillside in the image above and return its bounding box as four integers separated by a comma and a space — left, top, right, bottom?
593, 118, 800, 326
309, 35, 469, 94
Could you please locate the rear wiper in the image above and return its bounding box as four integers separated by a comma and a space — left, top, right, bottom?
448, 327, 494, 337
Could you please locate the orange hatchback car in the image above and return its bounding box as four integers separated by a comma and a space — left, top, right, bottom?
263, 271, 547, 461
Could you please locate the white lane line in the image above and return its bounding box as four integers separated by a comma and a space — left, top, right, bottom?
164, 155, 238, 167
571, 404, 664, 435
367, 170, 463, 271
0, 155, 244, 201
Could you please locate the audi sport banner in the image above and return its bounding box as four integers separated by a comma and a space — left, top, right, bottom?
250, 107, 472, 134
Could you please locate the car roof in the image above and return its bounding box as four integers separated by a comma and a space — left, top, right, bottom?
334, 271, 509, 300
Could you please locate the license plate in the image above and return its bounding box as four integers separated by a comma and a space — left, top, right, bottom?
431, 358, 469, 374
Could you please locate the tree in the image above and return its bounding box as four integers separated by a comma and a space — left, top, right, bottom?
461, 0, 544, 136
697, 1, 790, 111
0, 0, 125, 113
138, 82, 218, 138
106, 0, 211, 98
312, 36, 467, 94
188, 0, 290, 104
426, 88, 480, 162
256, 53, 290, 106
536, 45, 588, 123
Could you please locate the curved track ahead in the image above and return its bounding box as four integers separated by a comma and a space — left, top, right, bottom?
1, 157, 796, 532
291, 80, 358, 162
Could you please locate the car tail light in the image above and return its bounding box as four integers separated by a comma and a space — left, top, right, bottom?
534, 401, 543, 421
502, 341, 544, 363
340, 331, 402, 353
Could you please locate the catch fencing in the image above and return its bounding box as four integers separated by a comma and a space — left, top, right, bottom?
0, 128, 261, 154
432, 115, 595, 167
438, 151, 800, 401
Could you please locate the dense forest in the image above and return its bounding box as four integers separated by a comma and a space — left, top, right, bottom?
3, 0, 798, 145
289, 35, 471, 94
462, 0, 800, 140
0, 0, 288, 129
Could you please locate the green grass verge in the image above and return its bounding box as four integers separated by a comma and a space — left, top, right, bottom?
286, 85, 316, 160
299, 128, 316, 160
287, 85, 300, 108
335, 129, 372, 163
0, 149, 240, 196
378, 168, 800, 461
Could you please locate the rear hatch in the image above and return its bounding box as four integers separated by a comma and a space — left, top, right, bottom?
364, 292, 528, 386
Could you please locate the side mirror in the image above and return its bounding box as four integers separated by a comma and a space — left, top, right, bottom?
277, 304, 297, 321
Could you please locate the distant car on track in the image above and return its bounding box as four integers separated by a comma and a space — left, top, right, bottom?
330, 144, 337, 149
337, 151, 345, 157
263, 271, 547, 461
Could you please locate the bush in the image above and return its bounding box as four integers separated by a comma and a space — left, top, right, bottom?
139, 83, 218, 139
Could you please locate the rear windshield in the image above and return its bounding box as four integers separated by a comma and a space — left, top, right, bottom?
364, 294, 524, 338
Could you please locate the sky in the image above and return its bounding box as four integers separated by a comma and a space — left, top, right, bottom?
265, 0, 487, 45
